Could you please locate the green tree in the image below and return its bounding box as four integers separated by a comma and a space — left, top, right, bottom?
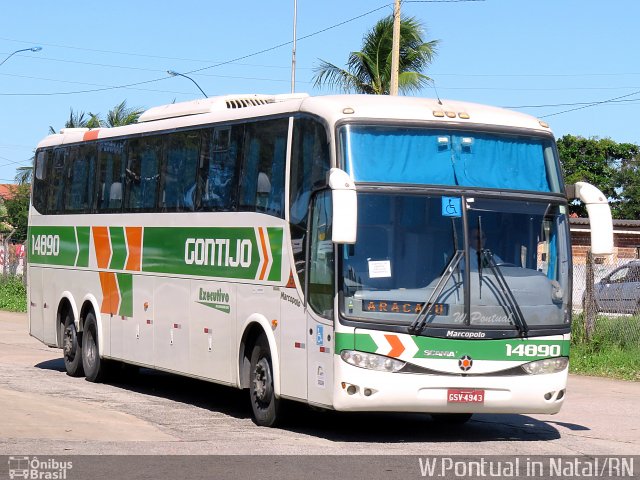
557, 134, 640, 218
615, 154, 640, 219
313, 15, 438, 95
3, 184, 30, 244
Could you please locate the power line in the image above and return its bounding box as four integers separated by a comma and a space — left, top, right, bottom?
540, 89, 640, 118
503, 98, 640, 109
0, 4, 391, 97
0, 71, 312, 92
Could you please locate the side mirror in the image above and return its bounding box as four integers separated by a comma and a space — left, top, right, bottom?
569, 182, 614, 255
328, 168, 357, 244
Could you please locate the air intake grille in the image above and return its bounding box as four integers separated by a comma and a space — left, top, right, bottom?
225, 97, 274, 109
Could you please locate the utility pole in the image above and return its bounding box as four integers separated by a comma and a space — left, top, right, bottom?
291, 0, 298, 93
389, 0, 401, 95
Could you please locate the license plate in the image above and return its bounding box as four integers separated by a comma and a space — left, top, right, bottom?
447, 389, 485, 403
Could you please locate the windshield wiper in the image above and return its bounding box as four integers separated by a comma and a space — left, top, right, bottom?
480, 249, 529, 336
409, 250, 464, 334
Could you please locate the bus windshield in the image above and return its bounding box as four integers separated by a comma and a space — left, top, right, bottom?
339, 125, 562, 193
340, 194, 570, 330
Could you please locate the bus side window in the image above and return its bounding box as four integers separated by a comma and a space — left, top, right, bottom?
64, 145, 96, 213
160, 130, 200, 212
97, 140, 126, 212
46, 149, 66, 214
238, 119, 288, 217
32, 150, 49, 213
125, 136, 161, 211
200, 125, 241, 211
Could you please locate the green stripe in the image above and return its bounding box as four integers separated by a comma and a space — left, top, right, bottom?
267, 228, 283, 281
117, 273, 133, 317
354, 333, 379, 353
109, 227, 127, 270
75, 227, 90, 267
338, 332, 570, 362
335, 332, 355, 352
28, 226, 78, 266
411, 336, 570, 361
142, 226, 283, 281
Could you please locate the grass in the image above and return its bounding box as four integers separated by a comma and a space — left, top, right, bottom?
570, 313, 640, 381
0, 276, 27, 312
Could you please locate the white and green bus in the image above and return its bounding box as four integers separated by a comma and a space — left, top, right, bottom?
28, 94, 613, 426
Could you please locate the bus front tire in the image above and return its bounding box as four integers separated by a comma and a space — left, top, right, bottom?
430, 413, 473, 424
249, 335, 280, 427
62, 313, 84, 377
82, 312, 106, 383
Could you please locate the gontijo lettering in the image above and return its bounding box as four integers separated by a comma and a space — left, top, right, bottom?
185, 238, 252, 267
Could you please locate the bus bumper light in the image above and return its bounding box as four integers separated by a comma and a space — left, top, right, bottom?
340, 350, 405, 372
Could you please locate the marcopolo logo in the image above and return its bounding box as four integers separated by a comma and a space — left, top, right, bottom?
8, 456, 72, 479
197, 287, 231, 314
446, 330, 486, 338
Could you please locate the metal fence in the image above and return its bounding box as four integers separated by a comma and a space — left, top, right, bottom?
0, 242, 24, 277
573, 256, 638, 313
572, 253, 640, 345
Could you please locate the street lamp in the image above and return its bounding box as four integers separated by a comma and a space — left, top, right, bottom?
167, 70, 208, 98
0, 46, 43, 67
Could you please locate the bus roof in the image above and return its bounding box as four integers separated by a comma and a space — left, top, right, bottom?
37, 94, 552, 149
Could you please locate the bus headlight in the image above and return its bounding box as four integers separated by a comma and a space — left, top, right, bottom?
340, 350, 406, 373
521, 357, 568, 375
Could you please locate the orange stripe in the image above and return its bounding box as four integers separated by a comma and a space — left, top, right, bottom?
92, 226, 111, 269
99, 272, 120, 315
124, 226, 143, 271
385, 334, 405, 357
83, 129, 100, 141
285, 270, 296, 288
258, 228, 269, 280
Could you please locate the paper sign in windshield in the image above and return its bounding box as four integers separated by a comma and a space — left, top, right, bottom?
368, 260, 392, 278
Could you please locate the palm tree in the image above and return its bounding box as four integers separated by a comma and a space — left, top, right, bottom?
106, 100, 144, 127
313, 15, 438, 95
14, 165, 32, 185
48, 108, 101, 134
21, 101, 144, 185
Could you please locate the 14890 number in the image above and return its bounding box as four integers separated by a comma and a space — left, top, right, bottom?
31, 234, 60, 257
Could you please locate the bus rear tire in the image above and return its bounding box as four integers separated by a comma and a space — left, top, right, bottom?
249, 334, 280, 427
82, 312, 106, 383
430, 413, 473, 424
62, 312, 84, 377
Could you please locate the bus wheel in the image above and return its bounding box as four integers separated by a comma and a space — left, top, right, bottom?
82, 312, 106, 383
430, 413, 473, 424
62, 313, 84, 377
249, 335, 280, 427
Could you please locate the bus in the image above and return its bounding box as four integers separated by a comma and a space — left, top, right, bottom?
28, 94, 613, 427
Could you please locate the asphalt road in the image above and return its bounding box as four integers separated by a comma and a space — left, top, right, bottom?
1, 310, 638, 457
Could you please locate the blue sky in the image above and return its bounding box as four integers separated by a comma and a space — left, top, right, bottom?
1, 0, 639, 183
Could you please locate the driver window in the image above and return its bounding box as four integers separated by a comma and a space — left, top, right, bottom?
308, 191, 334, 319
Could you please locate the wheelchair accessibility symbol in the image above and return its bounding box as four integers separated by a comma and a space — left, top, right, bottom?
442, 197, 462, 217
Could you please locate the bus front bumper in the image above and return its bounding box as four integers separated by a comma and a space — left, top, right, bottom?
332, 358, 568, 415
